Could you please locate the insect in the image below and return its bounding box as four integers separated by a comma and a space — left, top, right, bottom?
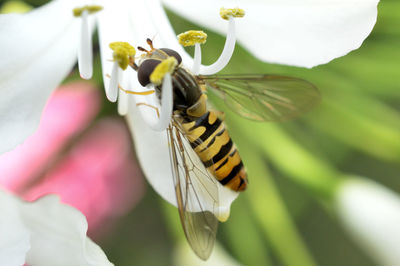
131, 39, 320, 260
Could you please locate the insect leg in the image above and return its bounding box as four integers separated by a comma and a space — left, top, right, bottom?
105, 74, 154, 95
214, 110, 225, 120
119, 87, 155, 96
136, 102, 160, 118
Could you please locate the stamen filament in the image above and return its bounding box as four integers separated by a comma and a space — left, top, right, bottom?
107, 42, 136, 103
200, 17, 236, 75
118, 91, 129, 115
140, 74, 173, 131
192, 43, 202, 75
136, 103, 160, 118
78, 10, 93, 79
119, 88, 155, 96
108, 62, 120, 102
74, 5, 102, 79
177, 30, 207, 75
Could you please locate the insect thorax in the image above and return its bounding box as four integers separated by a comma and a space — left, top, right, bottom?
171, 67, 203, 114
136, 48, 204, 116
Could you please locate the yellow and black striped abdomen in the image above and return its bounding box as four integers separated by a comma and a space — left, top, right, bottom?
181, 110, 248, 191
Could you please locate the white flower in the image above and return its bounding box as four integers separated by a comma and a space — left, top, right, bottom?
0, 0, 378, 218
163, 0, 379, 68
335, 177, 400, 266
0, 188, 112, 266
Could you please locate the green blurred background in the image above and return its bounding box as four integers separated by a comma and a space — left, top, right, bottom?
1, 0, 399, 265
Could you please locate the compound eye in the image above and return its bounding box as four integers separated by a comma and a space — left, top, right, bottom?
160, 48, 182, 64
137, 59, 161, 86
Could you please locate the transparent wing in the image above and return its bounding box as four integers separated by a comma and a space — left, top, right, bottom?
199, 74, 321, 122
167, 123, 219, 260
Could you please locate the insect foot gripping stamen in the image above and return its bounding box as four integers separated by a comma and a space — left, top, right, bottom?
150, 57, 178, 86
106, 42, 136, 102
177, 30, 208, 75
199, 7, 245, 75
73, 5, 103, 80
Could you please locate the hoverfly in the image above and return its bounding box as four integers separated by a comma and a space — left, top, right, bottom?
131, 39, 320, 260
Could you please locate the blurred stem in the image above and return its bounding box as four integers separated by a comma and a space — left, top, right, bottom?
160, 199, 184, 243
375, 1, 400, 36
235, 138, 317, 266
224, 198, 273, 266
327, 89, 400, 131
307, 98, 400, 162
228, 115, 342, 201
318, 52, 400, 99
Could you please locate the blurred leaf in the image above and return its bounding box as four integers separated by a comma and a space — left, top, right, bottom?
233, 133, 317, 266
308, 99, 400, 163
223, 198, 272, 266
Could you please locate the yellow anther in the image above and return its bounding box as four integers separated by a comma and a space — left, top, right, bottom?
220, 7, 245, 20
109, 42, 136, 70
150, 57, 178, 85
109, 42, 136, 55
73, 5, 103, 17
177, 30, 207, 47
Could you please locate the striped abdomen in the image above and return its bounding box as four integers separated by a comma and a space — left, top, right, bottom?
180, 110, 248, 191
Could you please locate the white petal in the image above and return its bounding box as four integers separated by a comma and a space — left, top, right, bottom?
143, 0, 193, 64
126, 108, 176, 206
336, 178, 400, 266
162, 0, 379, 68
0, 189, 112, 266
21, 195, 113, 266
0, 0, 81, 154
0, 190, 30, 266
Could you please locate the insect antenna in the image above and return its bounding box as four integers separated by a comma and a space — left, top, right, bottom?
146, 38, 155, 50
137, 46, 148, 53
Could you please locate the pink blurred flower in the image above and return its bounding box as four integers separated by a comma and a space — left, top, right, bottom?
0, 82, 101, 190
0, 82, 144, 234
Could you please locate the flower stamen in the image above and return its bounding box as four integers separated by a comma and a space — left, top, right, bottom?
198, 7, 245, 75
140, 73, 173, 131
149, 56, 178, 85
73, 5, 103, 80
177, 30, 207, 75
72, 5, 103, 17
177, 30, 207, 47
105, 74, 155, 96
137, 57, 177, 131
219, 7, 245, 20
110, 42, 136, 70
107, 42, 136, 102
